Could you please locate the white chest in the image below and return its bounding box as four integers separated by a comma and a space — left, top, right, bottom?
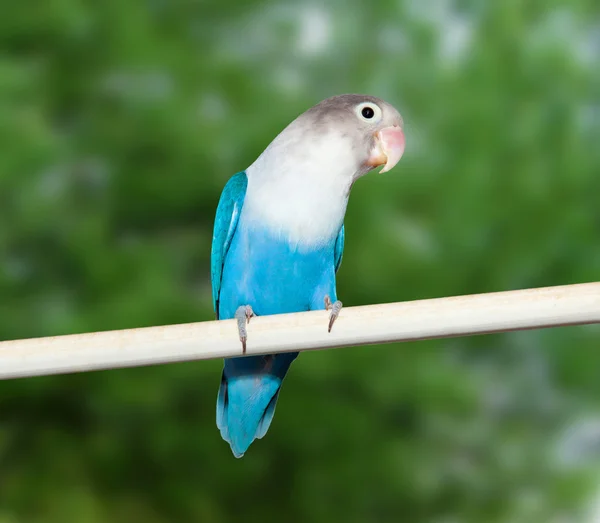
241, 175, 348, 249
241, 134, 356, 249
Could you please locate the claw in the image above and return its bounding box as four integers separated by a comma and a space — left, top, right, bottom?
324, 295, 343, 333
235, 305, 255, 354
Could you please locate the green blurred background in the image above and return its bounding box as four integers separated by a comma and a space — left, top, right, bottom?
1, 0, 600, 521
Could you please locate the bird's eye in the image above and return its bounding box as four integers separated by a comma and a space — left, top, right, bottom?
355, 102, 382, 123
362, 106, 374, 119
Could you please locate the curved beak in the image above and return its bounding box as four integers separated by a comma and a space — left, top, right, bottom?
367, 126, 405, 173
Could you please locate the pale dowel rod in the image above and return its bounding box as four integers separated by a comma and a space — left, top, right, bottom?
0, 282, 599, 380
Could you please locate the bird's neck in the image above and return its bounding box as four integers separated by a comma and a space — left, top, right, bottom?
242, 158, 354, 249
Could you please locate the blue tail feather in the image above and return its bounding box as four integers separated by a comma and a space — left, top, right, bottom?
216, 372, 229, 442
255, 389, 281, 440
216, 352, 298, 458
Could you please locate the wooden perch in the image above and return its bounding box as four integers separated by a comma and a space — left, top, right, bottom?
0, 282, 598, 380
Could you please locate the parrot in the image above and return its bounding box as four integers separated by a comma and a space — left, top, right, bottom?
211, 94, 405, 457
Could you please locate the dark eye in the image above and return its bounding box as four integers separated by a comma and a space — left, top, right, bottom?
361, 106, 375, 119
356, 102, 382, 122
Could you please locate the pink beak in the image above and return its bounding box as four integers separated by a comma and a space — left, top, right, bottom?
367, 126, 405, 173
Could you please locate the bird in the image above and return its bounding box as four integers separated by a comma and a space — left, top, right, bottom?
211, 94, 405, 457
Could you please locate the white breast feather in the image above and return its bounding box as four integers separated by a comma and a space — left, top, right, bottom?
242, 131, 357, 249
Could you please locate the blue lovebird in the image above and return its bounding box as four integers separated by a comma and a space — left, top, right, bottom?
211, 94, 405, 457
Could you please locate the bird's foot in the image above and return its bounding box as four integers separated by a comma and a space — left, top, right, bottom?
235, 305, 255, 354
324, 295, 343, 333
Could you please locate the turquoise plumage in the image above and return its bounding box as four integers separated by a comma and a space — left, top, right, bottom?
210, 171, 248, 320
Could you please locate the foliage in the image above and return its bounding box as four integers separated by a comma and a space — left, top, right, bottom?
1, 0, 599, 521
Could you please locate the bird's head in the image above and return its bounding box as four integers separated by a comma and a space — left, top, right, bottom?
249, 94, 405, 187
300, 94, 405, 175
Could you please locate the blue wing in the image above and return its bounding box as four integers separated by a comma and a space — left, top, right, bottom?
334, 223, 345, 273
210, 171, 248, 319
